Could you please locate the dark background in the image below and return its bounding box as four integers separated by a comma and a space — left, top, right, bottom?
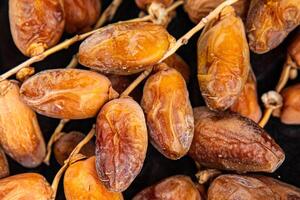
0, 0, 300, 199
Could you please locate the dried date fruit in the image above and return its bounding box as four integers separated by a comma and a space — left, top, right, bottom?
64, 156, 123, 200
0, 147, 9, 179
78, 22, 176, 75
279, 84, 300, 124
0, 80, 46, 168
141, 65, 194, 160
64, 0, 101, 33
0, 173, 53, 199
107, 74, 133, 94
96, 97, 148, 192
189, 107, 285, 173
9, 0, 65, 57
230, 70, 262, 123
184, 0, 250, 24
288, 32, 300, 68
164, 54, 191, 83
247, 0, 300, 54
135, 0, 173, 10
197, 6, 250, 111
20, 69, 118, 119
133, 175, 202, 200
54, 131, 95, 165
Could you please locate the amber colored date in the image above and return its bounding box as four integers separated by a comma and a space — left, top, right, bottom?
0, 80, 46, 168
189, 107, 285, 173
230, 70, 262, 123
0, 173, 53, 199
141, 65, 194, 160
247, 0, 300, 54
197, 6, 250, 111
96, 97, 148, 192
54, 131, 95, 165
133, 175, 202, 200
64, 0, 101, 33
9, 0, 65, 57
0, 148, 9, 179
78, 22, 175, 75
288, 32, 300, 67
64, 156, 123, 200
20, 69, 118, 119
135, 0, 173, 10
164, 54, 191, 83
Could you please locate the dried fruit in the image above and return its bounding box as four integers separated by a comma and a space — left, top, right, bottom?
20, 69, 118, 119
64, 156, 123, 200
247, 0, 300, 54
164, 54, 191, 83
64, 0, 101, 33
189, 107, 285, 173
78, 22, 176, 75
230, 70, 262, 123
0, 173, 53, 199
107, 74, 133, 94
9, 0, 65, 57
96, 97, 148, 192
0, 147, 9, 179
288, 32, 300, 68
279, 84, 300, 124
184, 0, 250, 24
135, 0, 173, 10
54, 131, 95, 165
133, 175, 202, 200
141, 65, 194, 160
197, 6, 250, 111
0, 80, 46, 168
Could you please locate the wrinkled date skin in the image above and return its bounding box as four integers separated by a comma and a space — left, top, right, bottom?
135, 0, 173, 10
0, 173, 53, 199
288, 32, 300, 67
189, 107, 285, 173
0, 80, 46, 168
64, 0, 101, 33
280, 84, 300, 124
133, 175, 202, 200
141, 66, 194, 160
96, 98, 148, 192
197, 7, 250, 111
184, 0, 250, 24
64, 156, 123, 200
247, 0, 300, 54
54, 131, 95, 165
20, 69, 118, 119
9, 0, 65, 57
0, 148, 9, 178
164, 54, 191, 83
230, 70, 262, 123
78, 22, 176, 75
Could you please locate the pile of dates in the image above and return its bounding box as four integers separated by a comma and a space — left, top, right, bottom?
1, 0, 300, 199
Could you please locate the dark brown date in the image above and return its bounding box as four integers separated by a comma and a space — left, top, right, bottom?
288, 32, 300, 67
135, 0, 173, 10
0, 147, 9, 178
9, 0, 65, 56
96, 97, 148, 192
189, 107, 285, 173
280, 84, 300, 124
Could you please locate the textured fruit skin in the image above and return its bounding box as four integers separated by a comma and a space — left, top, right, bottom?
0, 173, 53, 200
0, 147, 9, 179
189, 107, 285, 173
288, 33, 300, 67
0, 80, 46, 168
64, 156, 123, 200
184, 0, 250, 24
141, 66, 194, 160
133, 175, 202, 200
9, 0, 65, 57
54, 131, 95, 165
96, 97, 148, 192
135, 0, 173, 10
20, 69, 118, 119
78, 22, 175, 75
64, 0, 101, 33
280, 84, 300, 124
246, 0, 300, 54
197, 7, 250, 111
230, 70, 262, 123
164, 54, 191, 83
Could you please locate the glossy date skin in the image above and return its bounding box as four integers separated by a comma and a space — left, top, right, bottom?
20, 69, 118, 119
197, 7, 250, 111
247, 0, 300, 54
280, 84, 300, 124
78, 22, 175, 75
0, 80, 46, 168
64, 156, 123, 200
133, 175, 202, 200
189, 107, 285, 173
0, 148, 9, 179
96, 97, 148, 192
164, 54, 191, 83
135, 0, 173, 10
141, 65, 194, 160
9, 0, 65, 57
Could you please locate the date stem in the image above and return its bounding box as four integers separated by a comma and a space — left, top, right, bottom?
95, 0, 123, 28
